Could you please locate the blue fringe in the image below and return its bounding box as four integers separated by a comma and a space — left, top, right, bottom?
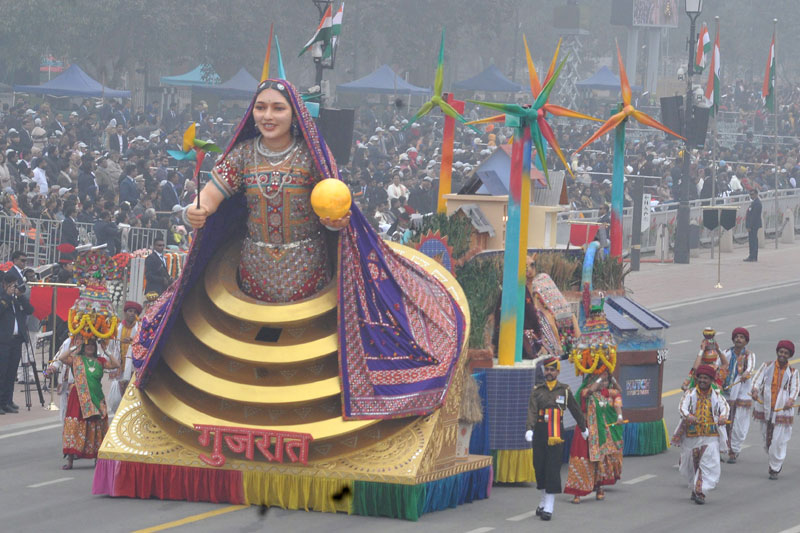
422, 465, 491, 515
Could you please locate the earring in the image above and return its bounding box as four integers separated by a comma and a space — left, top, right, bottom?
291, 121, 300, 138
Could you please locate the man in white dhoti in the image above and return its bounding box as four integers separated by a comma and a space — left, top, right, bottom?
722, 326, 756, 463
675, 365, 729, 504
751, 340, 800, 480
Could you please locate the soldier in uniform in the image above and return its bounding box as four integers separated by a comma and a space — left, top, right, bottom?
525, 356, 588, 521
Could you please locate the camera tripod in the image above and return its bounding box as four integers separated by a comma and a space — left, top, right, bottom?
19, 333, 45, 409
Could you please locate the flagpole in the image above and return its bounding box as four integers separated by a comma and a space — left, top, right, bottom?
773, 18, 779, 249
710, 16, 719, 260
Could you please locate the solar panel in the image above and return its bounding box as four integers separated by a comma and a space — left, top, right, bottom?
603, 304, 639, 331
607, 296, 665, 330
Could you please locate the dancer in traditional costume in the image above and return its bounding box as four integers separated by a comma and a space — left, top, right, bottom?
682, 327, 728, 391
751, 340, 799, 479
722, 327, 756, 463
134, 79, 465, 421
107, 301, 141, 417
48, 284, 119, 469
525, 357, 588, 521
674, 365, 729, 504
49, 338, 118, 469
564, 369, 623, 503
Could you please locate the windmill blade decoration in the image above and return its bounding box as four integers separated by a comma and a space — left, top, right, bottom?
404, 29, 476, 132
575, 41, 685, 259
466, 36, 600, 185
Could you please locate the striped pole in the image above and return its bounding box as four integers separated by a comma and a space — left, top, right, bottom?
497, 127, 525, 366
610, 114, 627, 259
437, 93, 465, 213
514, 126, 533, 362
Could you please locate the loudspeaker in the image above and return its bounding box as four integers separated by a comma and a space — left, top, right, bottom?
702, 208, 737, 231
703, 209, 719, 231
659, 96, 684, 137
720, 209, 736, 231
688, 106, 710, 148
610, 0, 633, 26
316, 108, 355, 166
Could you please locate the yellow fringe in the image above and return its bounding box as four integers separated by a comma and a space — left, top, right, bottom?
494, 449, 536, 483
547, 437, 564, 446
242, 471, 352, 514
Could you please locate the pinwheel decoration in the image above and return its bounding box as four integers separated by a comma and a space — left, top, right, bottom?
467, 36, 599, 184
575, 42, 685, 259
405, 28, 474, 129
403, 28, 476, 213
467, 37, 599, 366
167, 123, 221, 208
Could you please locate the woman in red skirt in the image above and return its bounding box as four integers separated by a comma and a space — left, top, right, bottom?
49, 338, 119, 470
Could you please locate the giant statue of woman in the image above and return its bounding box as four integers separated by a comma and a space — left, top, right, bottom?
131, 80, 466, 419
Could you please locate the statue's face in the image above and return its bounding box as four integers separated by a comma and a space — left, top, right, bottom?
253, 88, 293, 147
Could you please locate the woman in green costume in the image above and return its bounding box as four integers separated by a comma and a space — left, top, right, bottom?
564, 369, 624, 503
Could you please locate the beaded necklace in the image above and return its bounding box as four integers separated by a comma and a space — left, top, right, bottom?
253, 136, 299, 200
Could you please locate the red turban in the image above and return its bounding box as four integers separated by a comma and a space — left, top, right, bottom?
777, 340, 795, 357
731, 327, 750, 343
695, 365, 716, 379
123, 301, 143, 314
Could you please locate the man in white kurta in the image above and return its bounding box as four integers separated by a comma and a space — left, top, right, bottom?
722, 326, 756, 463
751, 340, 800, 479
108, 301, 141, 418
676, 365, 729, 504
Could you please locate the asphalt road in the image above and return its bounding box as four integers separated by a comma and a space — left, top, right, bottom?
3, 283, 800, 533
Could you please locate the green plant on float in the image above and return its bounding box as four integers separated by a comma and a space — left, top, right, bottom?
455, 255, 502, 350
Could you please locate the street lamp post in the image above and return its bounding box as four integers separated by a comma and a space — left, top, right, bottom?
675, 0, 703, 264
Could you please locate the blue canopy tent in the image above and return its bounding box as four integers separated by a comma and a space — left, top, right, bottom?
453, 65, 522, 93
337, 65, 430, 95
576, 66, 643, 93
194, 68, 258, 100
160, 65, 221, 87
13, 64, 130, 98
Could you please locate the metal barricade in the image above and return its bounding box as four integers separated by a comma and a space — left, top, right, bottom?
0, 216, 63, 266
557, 189, 800, 254
0, 215, 167, 265
123, 225, 168, 253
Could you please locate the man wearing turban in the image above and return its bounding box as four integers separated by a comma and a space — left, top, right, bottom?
751, 340, 800, 479
675, 364, 729, 504
722, 327, 756, 463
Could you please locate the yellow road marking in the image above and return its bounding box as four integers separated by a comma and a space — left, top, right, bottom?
132, 505, 248, 533
663, 358, 800, 399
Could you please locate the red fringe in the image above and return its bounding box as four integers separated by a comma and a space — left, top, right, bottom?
93, 459, 243, 504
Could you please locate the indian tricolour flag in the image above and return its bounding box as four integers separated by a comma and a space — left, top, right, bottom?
299, 4, 333, 57
704, 24, 720, 116
762, 31, 776, 112
695, 23, 710, 74
323, 2, 344, 60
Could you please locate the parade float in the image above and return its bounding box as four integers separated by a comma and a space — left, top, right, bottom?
92, 29, 491, 522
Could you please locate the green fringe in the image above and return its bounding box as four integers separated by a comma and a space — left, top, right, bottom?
352, 481, 426, 521
622, 419, 670, 456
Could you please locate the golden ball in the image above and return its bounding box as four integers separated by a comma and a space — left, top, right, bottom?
310, 178, 352, 220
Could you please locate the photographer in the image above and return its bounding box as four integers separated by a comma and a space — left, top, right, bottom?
0, 271, 34, 414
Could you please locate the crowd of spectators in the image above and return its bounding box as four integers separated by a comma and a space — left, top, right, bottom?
3, 76, 800, 259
